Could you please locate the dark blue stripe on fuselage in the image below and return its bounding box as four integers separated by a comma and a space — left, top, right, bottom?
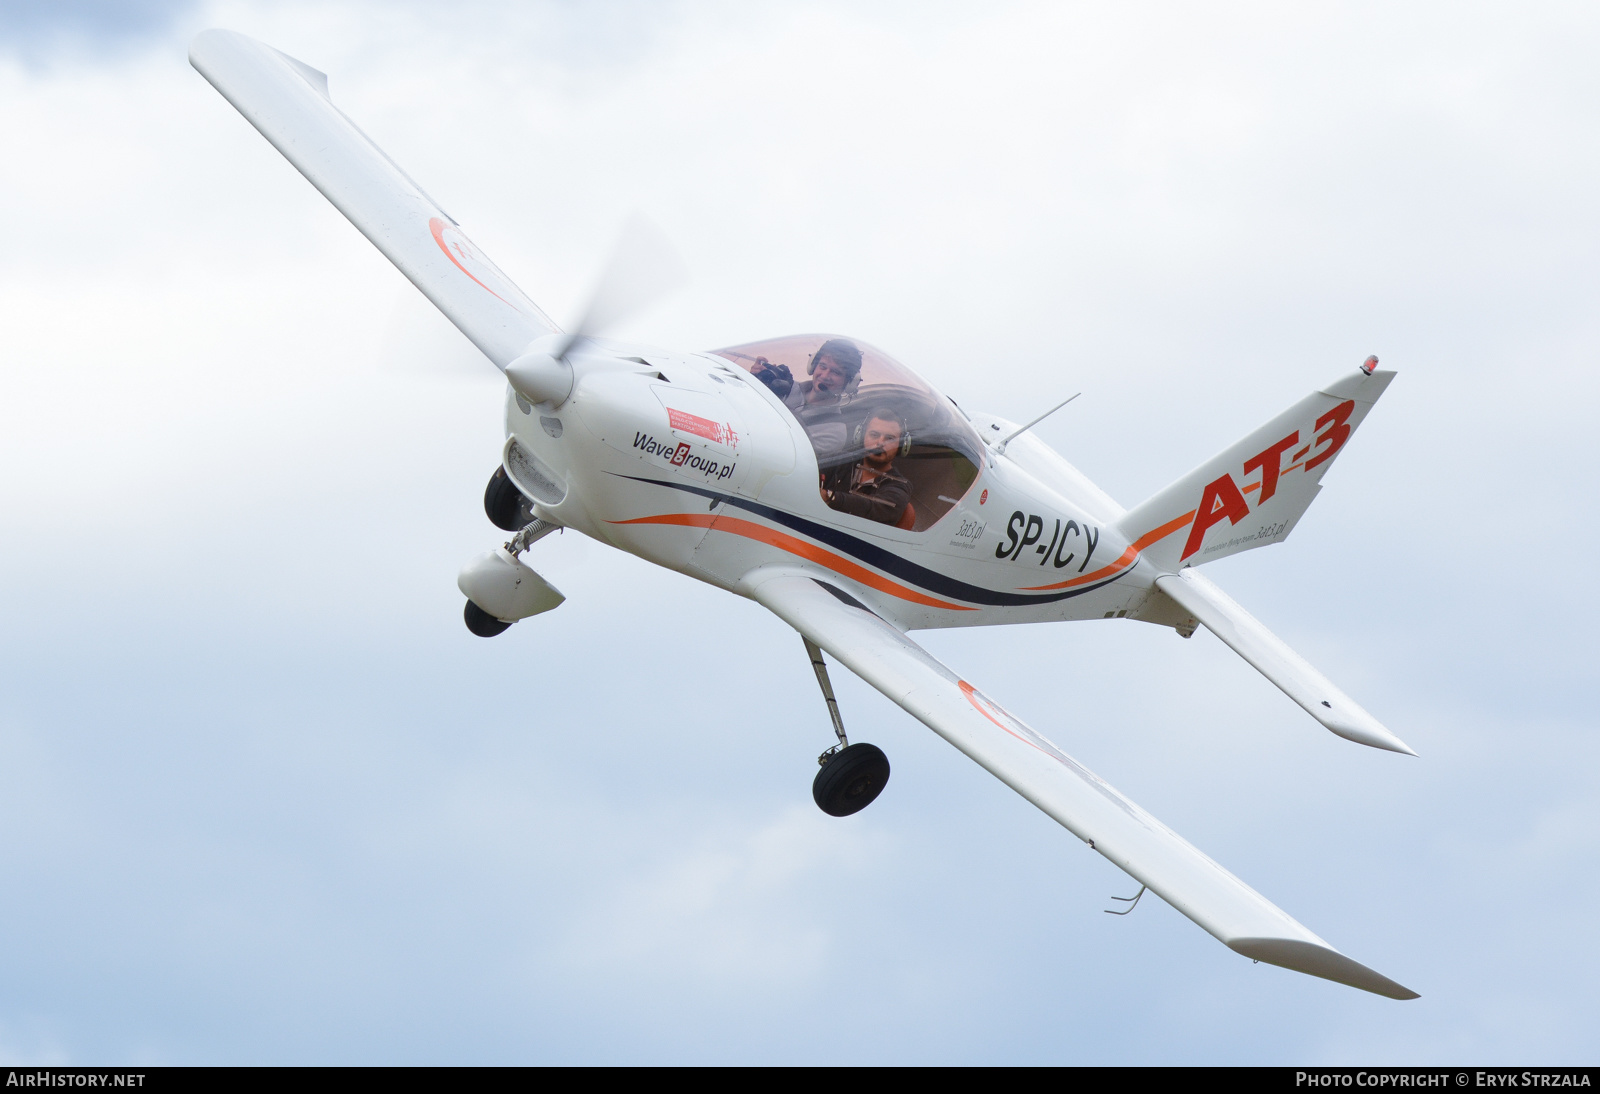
615, 474, 1128, 608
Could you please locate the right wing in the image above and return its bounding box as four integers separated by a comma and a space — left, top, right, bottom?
746, 570, 1417, 999
190, 30, 557, 367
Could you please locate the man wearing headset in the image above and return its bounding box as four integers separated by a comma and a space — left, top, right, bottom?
750, 337, 860, 459
822, 406, 912, 526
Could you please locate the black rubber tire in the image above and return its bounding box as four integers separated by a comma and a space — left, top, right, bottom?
464, 599, 513, 637
812, 743, 890, 817
484, 466, 531, 532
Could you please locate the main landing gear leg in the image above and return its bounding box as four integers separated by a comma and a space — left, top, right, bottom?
805, 638, 890, 817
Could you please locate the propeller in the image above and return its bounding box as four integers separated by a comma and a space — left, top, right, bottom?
551, 212, 689, 359
505, 212, 688, 406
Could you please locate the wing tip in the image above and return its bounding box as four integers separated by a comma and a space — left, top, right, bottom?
1229, 937, 1419, 1000
1322, 715, 1419, 756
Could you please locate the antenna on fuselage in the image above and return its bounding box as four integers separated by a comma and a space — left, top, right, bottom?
993, 392, 1081, 455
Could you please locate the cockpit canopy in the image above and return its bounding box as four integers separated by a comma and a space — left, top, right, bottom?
712, 334, 982, 532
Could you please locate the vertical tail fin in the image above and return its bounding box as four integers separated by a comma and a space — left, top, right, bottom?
1116, 363, 1395, 572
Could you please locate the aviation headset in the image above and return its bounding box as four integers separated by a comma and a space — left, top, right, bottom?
852, 407, 913, 458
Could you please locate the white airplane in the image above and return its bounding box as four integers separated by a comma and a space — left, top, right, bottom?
191, 29, 1418, 1000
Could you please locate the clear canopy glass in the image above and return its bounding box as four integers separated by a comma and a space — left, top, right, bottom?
711, 334, 982, 532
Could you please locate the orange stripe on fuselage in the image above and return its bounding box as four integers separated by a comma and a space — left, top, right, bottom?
1020, 509, 1197, 591
610, 512, 975, 611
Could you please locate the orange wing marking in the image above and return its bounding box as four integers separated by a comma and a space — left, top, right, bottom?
961, 681, 1031, 744
429, 217, 518, 310
611, 512, 974, 611
1020, 509, 1197, 592
959, 681, 1079, 767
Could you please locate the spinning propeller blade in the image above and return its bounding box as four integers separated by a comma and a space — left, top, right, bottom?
553, 212, 689, 360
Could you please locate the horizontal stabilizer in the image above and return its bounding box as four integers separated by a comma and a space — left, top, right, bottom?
1155, 569, 1415, 755
747, 569, 1417, 998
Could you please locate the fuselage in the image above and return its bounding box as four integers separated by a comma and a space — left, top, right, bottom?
502, 334, 1166, 631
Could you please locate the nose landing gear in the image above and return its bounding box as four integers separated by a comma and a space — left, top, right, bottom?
458, 514, 563, 636
463, 599, 513, 637
804, 638, 890, 817
484, 466, 536, 532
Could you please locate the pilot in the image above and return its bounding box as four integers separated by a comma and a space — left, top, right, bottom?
822, 407, 912, 526
750, 338, 861, 459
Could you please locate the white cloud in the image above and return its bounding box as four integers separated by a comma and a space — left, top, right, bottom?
560, 806, 894, 989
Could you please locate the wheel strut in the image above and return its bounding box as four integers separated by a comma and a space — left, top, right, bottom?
804, 638, 849, 764
803, 637, 891, 817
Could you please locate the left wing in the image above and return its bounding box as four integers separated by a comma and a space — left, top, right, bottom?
745, 570, 1417, 999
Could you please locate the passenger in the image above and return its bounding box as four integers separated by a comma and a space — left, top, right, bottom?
750, 338, 861, 460
822, 407, 912, 526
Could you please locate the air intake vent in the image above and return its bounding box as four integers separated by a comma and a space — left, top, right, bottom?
506, 439, 565, 505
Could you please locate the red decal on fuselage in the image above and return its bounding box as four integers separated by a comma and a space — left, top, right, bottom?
667, 407, 737, 448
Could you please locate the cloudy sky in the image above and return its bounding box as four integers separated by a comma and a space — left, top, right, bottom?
1, 0, 1596, 1064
